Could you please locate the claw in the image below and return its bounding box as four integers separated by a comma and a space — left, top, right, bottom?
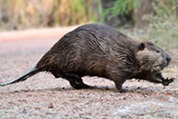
162, 78, 174, 86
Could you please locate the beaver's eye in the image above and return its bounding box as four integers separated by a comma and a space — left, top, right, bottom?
139, 43, 145, 50
156, 50, 160, 53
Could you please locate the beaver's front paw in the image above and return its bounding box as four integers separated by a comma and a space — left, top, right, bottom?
162, 78, 174, 86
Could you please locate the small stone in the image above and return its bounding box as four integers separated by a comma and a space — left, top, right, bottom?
123, 97, 126, 100
48, 103, 54, 108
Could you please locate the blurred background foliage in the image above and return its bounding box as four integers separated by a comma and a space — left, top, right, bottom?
0, 0, 98, 30
0, 0, 178, 49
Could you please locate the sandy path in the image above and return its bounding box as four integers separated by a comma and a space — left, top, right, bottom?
0, 27, 178, 119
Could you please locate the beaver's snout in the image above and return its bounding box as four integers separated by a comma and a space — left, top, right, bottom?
164, 54, 171, 66
166, 55, 171, 65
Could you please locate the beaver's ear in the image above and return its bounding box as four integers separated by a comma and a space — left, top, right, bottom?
138, 43, 145, 50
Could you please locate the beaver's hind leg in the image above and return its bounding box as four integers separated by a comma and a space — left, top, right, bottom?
52, 71, 92, 89
63, 73, 93, 89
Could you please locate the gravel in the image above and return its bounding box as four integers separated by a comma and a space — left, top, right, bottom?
0, 28, 178, 119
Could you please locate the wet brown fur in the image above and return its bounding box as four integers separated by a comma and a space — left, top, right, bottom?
0, 24, 174, 92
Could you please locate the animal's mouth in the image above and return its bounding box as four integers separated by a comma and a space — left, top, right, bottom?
154, 61, 170, 72
163, 59, 170, 68
165, 60, 170, 67
159, 65, 164, 70
163, 54, 171, 67
152, 64, 166, 72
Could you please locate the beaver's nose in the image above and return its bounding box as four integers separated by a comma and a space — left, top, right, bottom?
166, 55, 171, 65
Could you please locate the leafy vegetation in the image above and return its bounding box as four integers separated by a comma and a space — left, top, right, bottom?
104, 0, 140, 20
143, 0, 178, 50
103, 0, 178, 50
0, 0, 97, 30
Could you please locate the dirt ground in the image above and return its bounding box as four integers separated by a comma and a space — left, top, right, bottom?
0, 27, 178, 119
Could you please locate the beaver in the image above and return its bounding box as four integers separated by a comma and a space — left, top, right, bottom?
0, 23, 174, 92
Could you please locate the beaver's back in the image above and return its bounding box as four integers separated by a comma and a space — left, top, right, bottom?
36, 24, 139, 78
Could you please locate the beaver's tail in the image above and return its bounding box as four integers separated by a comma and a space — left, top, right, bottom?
0, 66, 40, 87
